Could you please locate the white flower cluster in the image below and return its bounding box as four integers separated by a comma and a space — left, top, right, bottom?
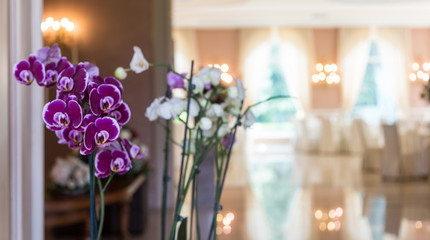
50, 155, 90, 190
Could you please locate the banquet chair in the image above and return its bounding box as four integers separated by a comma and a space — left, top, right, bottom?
355, 119, 383, 172
381, 123, 428, 180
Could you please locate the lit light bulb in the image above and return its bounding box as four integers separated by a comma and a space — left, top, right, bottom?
221, 73, 233, 83
327, 77, 334, 84
208, 64, 213, 67
41, 22, 48, 32
424, 63, 430, 71
413, 62, 420, 71
318, 72, 326, 81
316, 63, 323, 72
217, 214, 223, 222
222, 218, 231, 226
315, 210, 323, 219
312, 74, 319, 83
327, 222, 335, 231
319, 222, 327, 231
418, 70, 424, 79
214, 64, 221, 69
221, 64, 229, 73
333, 74, 340, 83
329, 209, 336, 218
60, 17, 69, 27
226, 212, 235, 221
52, 21, 61, 31
45, 17, 54, 26
223, 225, 231, 234
324, 64, 332, 73
424, 73, 430, 82
335, 207, 343, 217
331, 64, 338, 72
409, 73, 417, 81
66, 22, 74, 32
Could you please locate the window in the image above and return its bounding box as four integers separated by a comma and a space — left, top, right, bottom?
253, 43, 297, 124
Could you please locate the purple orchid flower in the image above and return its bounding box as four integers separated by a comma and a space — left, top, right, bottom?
108, 102, 131, 126
14, 56, 45, 86
35, 43, 61, 65
81, 117, 120, 155
57, 63, 88, 97
121, 138, 146, 160
88, 76, 124, 95
56, 127, 83, 149
43, 99, 83, 131
167, 71, 186, 89
95, 148, 132, 178
43, 57, 73, 88
82, 61, 100, 78
89, 84, 122, 116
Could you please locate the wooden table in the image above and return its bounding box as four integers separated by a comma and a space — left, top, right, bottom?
45, 175, 146, 239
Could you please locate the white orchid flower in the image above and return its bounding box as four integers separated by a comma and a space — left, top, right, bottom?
195, 67, 221, 86
244, 110, 256, 128
145, 96, 164, 121
235, 78, 246, 101
130, 46, 149, 73
199, 117, 212, 131
218, 124, 229, 138
189, 98, 200, 117
169, 97, 185, 119
158, 101, 173, 120
228, 85, 239, 99
207, 104, 224, 118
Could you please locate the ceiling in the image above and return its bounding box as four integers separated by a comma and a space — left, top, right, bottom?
173, 0, 430, 28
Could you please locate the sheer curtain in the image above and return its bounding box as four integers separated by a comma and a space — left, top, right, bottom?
278, 28, 314, 113
376, 28, 410, 119
338, 28, 372, 114
172, 28, 199, 73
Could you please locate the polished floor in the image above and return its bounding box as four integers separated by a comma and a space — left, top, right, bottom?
139, 143, 430, 240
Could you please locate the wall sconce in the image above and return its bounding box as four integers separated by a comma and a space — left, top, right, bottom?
208, 64, 233, 84
216, 211, 235, 236
314, 207, 343, 232
409, 62, 430, 83
312, 63, 340, 85
41, 17, 78, 63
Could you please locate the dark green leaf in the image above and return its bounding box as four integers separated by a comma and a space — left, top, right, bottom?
177, 217, 188, 240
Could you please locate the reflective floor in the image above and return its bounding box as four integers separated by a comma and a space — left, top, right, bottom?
141, 142, 430, 240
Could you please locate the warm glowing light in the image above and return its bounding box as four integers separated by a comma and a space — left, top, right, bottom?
409, 73, 417, 81
41, 22, 48, 32
322, 213, 328, 221
223, 217, 231, 226
324, 64, 332, 73
46, 17, 54, 26
333, 74, 340, 83
316, 63, 324, 72
60, 18, 69, 27
221, 64, 229, 73
335, 207, 343, 217
418, 70, 424, 79
424, 63, 430, 71
413, 62, 420, 71
315, 210, 323, 220
216, 226, 222, 235
331, 64, 338, 72
223, 225, 232, 234
221, 73, 233, 83
312, 74, 319, 83
334, 221, 341, 231
424, 73, 430, 82
214, 64, 221, 69
319, 222, 327, 231
66, 22, 74, 32
226, 212, 235, 221
327, 221, 335, 231
329, 209, 336, 219
318, 72, 326, 81
208, 64, 213, 67
52, 21, 61, 31
217, 213, 223, 222
416, 221, 423, 229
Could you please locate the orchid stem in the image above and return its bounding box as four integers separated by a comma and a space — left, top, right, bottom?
96, 178, 105, 240
89, 152, 97, 240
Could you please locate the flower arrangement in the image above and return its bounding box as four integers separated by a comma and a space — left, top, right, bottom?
115, 47, 287, 240
50, 155, 90, 195
14, 43, 146, 240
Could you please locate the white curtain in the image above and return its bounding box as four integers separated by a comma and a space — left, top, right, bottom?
173, 28, 199, 73
278, 28, 314, 113
338, 28, 372, 114
376, 28, 411, 119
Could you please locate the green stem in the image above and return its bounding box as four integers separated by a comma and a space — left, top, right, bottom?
96, 178, 105, 240
241, 95, 291, 116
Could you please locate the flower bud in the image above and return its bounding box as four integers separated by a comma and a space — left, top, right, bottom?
114, 67, 127, 80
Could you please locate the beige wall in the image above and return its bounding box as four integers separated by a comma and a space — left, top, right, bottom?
194, 28, 430, 110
